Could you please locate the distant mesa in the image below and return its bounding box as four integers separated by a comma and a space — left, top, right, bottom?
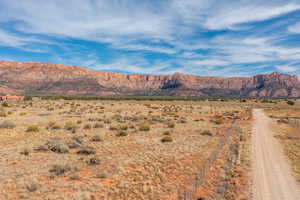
0, 60, 299, 97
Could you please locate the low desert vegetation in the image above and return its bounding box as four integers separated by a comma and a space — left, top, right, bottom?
138, 122, 150, 131
161, 136, 173, 143
0, 99, 254, 199
26, 125, 40, 132
0, 111, 7, 117
1, 101, 9, 107
0, 120, 16, 129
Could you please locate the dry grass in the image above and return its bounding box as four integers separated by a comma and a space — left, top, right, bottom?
0, 99, 251, 199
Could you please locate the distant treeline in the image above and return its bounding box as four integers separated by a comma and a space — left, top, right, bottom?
23, 94, 298, 102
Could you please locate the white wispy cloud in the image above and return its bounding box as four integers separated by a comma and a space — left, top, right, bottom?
111, 43, 177, 54
202, 2, 300, 29
0, 0, 299, 76
90, 56, 171, 75
288, 22, 300, 33
276, 65, 298, 72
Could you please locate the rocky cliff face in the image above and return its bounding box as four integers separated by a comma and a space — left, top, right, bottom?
0, 61, 299, 97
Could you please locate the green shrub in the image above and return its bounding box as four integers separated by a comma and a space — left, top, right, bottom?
93, 122, 103, 128
2, 101, 9, 107
139, 123, 150, 131
200, 130, 214, 136
83, 124, 92, 130
287, 100, 295, 105
0, 111, 7, 117
116, 130, 128, 137
112, 114, 122, 120
161, 136, 173, 143
167, 121, 176, 128
109, 125, 118, 130
163, 131, 171, 136
211, 119, 223, 125
20, 147, 31, 156
26, 125, 40, 132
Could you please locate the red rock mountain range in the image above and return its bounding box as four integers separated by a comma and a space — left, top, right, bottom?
0, 61, 299, 97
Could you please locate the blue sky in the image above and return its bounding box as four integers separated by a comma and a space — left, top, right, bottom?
0, 0, 300, 77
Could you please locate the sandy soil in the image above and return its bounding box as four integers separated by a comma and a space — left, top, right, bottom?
0, 100, 244, 199
252, 109, 300, 200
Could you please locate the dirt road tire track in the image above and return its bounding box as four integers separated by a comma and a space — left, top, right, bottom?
252, 109, 300, 200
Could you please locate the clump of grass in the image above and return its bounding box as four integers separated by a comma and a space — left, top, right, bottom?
66, 141, 81, 149
2, 101, 9, 107
42, 139, 69, 153
20, 147, 31, 156
87, 156, 100, 165
161, 136, 173, 143
109, 125, 118, 130
20, 112, 27, 116
72, 135, 84, 144
0, 120, 16, 129
7, 111, 13, 115
104, 119, 111, 124
211, 119, 223, 125
49, 143, 69, 153
112, 114, 122, 120
200, 130, 214, 136
26, 125, 39, 133
77, 146, 96, 155
69, 174, 80, 180
163, 131, 171, 136
0, 111, 7, 117
116, 130, 128, 137
139, 122, 150, 131
64, 121, 77, 133
83, 124, 92, 130
93, 122, 103, 128
47, 122, 61, 130
91, 135, 102, 142
119, 124, 128, 130
49, 164, 72, 176
167, 121, 176, 128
